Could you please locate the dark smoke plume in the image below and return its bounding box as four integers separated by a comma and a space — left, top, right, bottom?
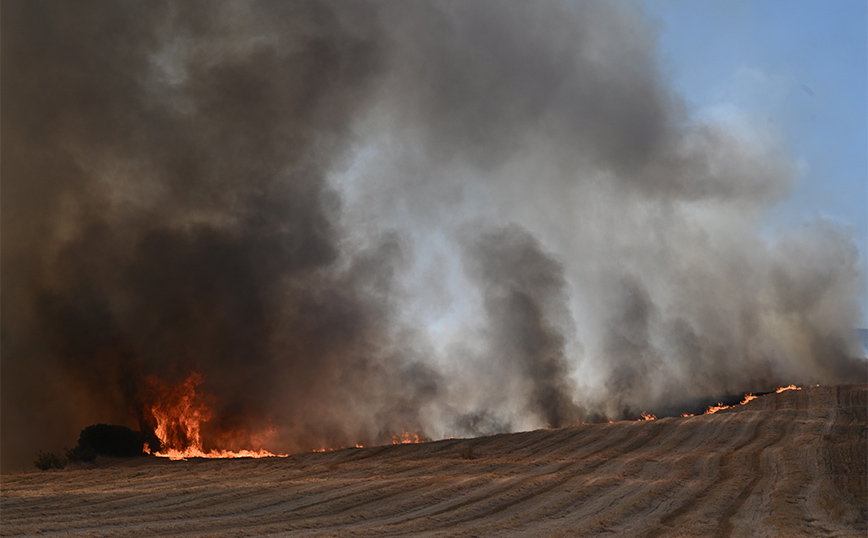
460, 224, 582, 428
2, 0, 864, 471
2, 0, 422, 467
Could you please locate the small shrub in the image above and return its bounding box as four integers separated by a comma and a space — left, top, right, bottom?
34, 451, 66, 471
458, 442, 474, 460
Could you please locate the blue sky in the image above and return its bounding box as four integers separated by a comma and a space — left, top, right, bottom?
642, 0, 867, 262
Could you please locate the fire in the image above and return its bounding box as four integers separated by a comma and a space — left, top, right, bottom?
704, 403, 730, 415
639, 412, 656, 421
700, 386, 800, 416
703, 392, 759, 416
391, 430, 422, 444
145, 372, 286, 460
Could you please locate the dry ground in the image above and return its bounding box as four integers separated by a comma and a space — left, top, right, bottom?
2, 384, 865, 537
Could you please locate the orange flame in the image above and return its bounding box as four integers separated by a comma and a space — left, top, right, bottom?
775, 384, 801, 393
145, 372, 286, 460
701, 391, 762, 416
391, 430, 422, 444
704, 402, 730, 415
639, 412, 656, 421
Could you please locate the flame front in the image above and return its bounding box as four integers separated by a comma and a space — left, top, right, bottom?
701, 388, 792, 416
704, 394, 756, 416
392, 431, 423, 444
146, 372, 285, 460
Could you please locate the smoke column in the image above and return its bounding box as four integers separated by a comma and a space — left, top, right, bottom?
2, 0, 864, 470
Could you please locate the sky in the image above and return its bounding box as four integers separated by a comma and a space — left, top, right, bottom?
643, 0, 868, 314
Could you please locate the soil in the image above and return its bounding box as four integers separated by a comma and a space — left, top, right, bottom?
2, 384, 865, 537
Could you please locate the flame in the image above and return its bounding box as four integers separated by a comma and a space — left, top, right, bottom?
391, 430, 422, 444
145, 372, 286, 460
639, 412, 656, 421
704, 403, 730, 415
701, 387, 800, 415
703, 392, 759, 416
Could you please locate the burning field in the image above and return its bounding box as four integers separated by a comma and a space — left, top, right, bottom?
2, 384, 866, 537
2, 0, 866, 509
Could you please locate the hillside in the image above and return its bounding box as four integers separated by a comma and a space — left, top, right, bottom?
2, 384, 865, 537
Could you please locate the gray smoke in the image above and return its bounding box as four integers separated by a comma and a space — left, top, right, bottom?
459, 224, 582, 429
2, 0, 864, 471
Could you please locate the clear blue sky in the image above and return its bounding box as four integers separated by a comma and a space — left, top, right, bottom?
642, 0, 867, 264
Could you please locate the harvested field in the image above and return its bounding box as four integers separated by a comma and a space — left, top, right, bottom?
2, 384, 865, 537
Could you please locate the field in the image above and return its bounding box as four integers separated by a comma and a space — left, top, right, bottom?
2, 384, 865, 537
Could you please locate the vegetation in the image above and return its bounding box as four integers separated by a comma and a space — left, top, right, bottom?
74, 424, 148, 458
33, 451, 66, 471
66, 445, 97, 463
35, 424, 151, 470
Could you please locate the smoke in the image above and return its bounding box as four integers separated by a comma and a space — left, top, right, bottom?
458, 224, 582, 429
2, 0, 864, 470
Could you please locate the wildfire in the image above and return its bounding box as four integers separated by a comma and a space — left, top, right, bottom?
639, 412, 656, 421
145, 372, 286, 460
698, 386, 803, 416
703, 392, 760, 416
704, 403, 730, 415
391, 430, 423, 444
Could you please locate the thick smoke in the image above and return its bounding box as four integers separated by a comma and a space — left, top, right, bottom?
1, 0, 427, 466
459, 224, 582, 429
2, 1, 864, 470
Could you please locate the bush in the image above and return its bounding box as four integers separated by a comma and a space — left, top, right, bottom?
34, 451, 66, 471
66, 445, 97, 463
74, 424, 148, 458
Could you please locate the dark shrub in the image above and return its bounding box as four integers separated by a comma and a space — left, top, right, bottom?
34, 451, 66, 470
66, 445, 97, 463
75, 424, 147, 458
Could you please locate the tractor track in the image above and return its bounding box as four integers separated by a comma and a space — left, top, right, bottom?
2, 384, 865, 538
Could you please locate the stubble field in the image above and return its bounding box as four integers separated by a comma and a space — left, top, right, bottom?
2, 384, 865, 537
